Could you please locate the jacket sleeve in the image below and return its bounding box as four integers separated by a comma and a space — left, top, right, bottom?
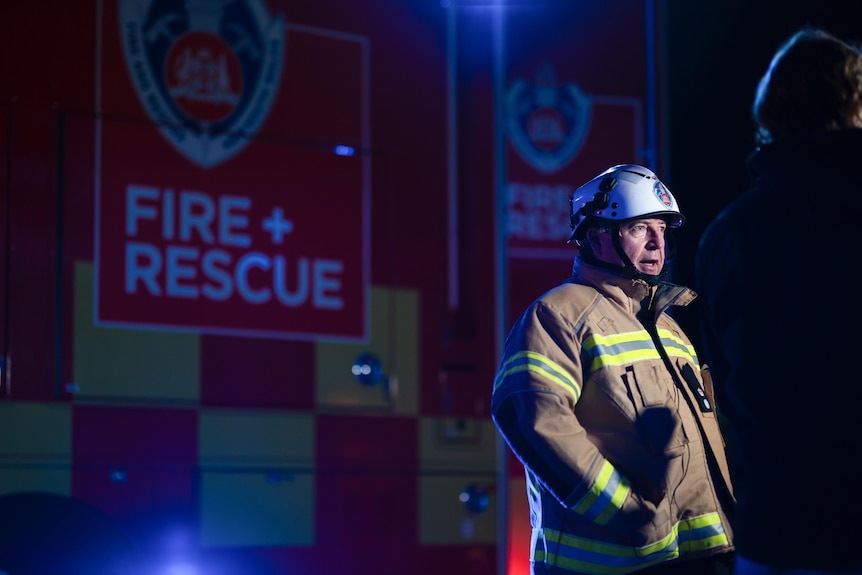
491, 300, 633, 525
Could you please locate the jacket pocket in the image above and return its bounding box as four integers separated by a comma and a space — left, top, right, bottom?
621, 365, 687, 456
627, 364, 666, 407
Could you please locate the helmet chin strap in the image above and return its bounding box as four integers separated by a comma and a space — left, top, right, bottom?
580, 224, 667, 286
609, 231, 666, 286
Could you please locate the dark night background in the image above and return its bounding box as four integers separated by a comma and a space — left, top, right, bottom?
663, 0, 862, 348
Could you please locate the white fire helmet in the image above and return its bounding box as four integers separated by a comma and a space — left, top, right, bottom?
567, 164, 684, 245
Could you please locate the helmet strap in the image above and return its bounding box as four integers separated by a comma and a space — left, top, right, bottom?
579, 223, 671, 286
577, 225, 639, 280
610, 225, 667, 286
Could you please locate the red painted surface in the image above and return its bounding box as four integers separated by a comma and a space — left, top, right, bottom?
0, 2, 657, 574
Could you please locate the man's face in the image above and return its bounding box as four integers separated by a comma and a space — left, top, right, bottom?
590, 218, 667, 275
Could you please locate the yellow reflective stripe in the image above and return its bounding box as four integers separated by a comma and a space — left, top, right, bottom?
590, 348, 660, 370
583, 330, 652, 350
584, 332, 661, 371
493, 351, 581, 402
584, 330, 701, 372
533, 529, 673, 575
572, 460, 630, 526
657, 328, 699, 365
532, 512, 727, 575
678, 513, 729, 552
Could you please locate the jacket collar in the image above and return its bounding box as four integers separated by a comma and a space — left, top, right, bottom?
571, 256, 696, 319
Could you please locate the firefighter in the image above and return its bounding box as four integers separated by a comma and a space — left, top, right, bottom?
492, 164, 735, 575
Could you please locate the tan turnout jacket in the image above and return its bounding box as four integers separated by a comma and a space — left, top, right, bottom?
492, 258, 734, 575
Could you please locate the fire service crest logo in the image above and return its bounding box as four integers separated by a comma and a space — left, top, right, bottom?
654, 181, 673, 207
119, 0, 285, 169
506, 62, 591, 174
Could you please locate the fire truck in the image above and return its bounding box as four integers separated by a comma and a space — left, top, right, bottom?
0, 1, 660, 573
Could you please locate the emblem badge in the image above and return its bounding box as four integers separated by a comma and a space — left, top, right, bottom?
654, 181, 673, 208
119, 0, 285, 169
506, 62, 591, 174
